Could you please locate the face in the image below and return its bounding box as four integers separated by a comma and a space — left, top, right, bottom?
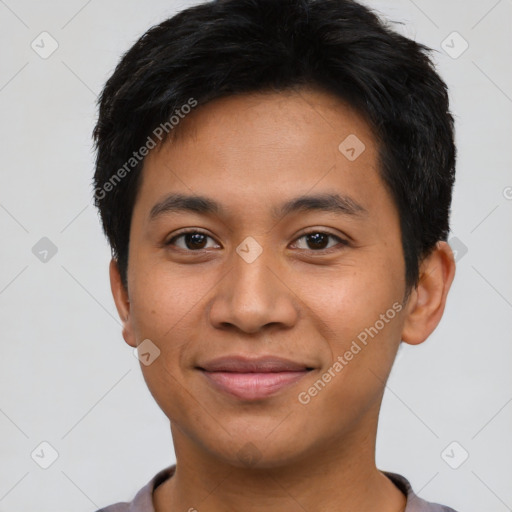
113, 88, 417, 468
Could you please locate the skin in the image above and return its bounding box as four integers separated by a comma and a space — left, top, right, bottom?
110, 87, 455, 512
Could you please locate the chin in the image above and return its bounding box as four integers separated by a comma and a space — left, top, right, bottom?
206, 430, 314, 471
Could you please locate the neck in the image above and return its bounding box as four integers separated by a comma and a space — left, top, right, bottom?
153, 420, 406, 512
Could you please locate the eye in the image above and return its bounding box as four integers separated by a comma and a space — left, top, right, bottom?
165, 229, 348, 253
291, 231, 348, 252
165, 230, 220, 251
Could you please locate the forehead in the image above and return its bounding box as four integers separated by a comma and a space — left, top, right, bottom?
164, 87, 376, 153
135, 87, 388, 222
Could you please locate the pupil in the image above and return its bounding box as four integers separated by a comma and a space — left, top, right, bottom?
186, 233, 206, 249
183, 233, 329, 250
307, 233, 327, 249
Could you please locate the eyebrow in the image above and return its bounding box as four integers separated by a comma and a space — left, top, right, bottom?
273, 192, 367, 219
149, 192, 368, 221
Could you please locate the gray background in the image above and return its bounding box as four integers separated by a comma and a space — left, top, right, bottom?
0, 0, 511, 510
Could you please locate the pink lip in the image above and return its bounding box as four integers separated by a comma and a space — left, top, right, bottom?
201, 370, 310, 400
198, 355, 313, 401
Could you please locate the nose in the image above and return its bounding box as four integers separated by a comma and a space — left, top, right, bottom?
207, 247, 299, 334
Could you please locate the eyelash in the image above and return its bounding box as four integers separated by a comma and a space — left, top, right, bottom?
165, 229, 349, 254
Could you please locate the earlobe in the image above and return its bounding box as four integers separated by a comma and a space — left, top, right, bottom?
401, 241, 456, 346
109, 259, 137, 348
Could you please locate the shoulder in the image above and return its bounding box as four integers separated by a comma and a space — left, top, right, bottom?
96, 505, 130, 512
94, 466, 176, 512
384, 472, 460, 512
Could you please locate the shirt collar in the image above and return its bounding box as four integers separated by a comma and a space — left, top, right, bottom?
129, 466, 451, 512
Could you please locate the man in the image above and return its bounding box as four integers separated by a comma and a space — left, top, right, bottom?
92, 0, 458, 510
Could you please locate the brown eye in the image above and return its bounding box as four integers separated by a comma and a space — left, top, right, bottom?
305, 233, 330, 250
292, 231, 348, 252
166, 230, 220, 251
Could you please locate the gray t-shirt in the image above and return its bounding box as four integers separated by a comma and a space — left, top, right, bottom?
96, 465, 458, 512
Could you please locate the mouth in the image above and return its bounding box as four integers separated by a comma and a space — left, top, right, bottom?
197, 356, 314, 401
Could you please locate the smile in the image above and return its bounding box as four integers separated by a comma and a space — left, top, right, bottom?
200, 370, 312, 401
197, 355, 314, 401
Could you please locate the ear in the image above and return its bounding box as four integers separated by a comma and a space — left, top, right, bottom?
401, 241, 456, 345
109, 259, 137, 348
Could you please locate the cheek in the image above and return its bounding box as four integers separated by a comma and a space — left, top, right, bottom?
127, 263, 217, 408
301, 258, 404, 342
297, 259, 405, 404
127, 271, 198, 418
298, 282, 404, 428
128, 261, 204, 343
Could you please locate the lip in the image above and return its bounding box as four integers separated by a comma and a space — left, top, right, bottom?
199, 355, 312, 373
198, 356, 314, 401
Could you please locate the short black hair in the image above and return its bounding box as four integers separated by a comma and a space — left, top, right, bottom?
92, 0, 456, 294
